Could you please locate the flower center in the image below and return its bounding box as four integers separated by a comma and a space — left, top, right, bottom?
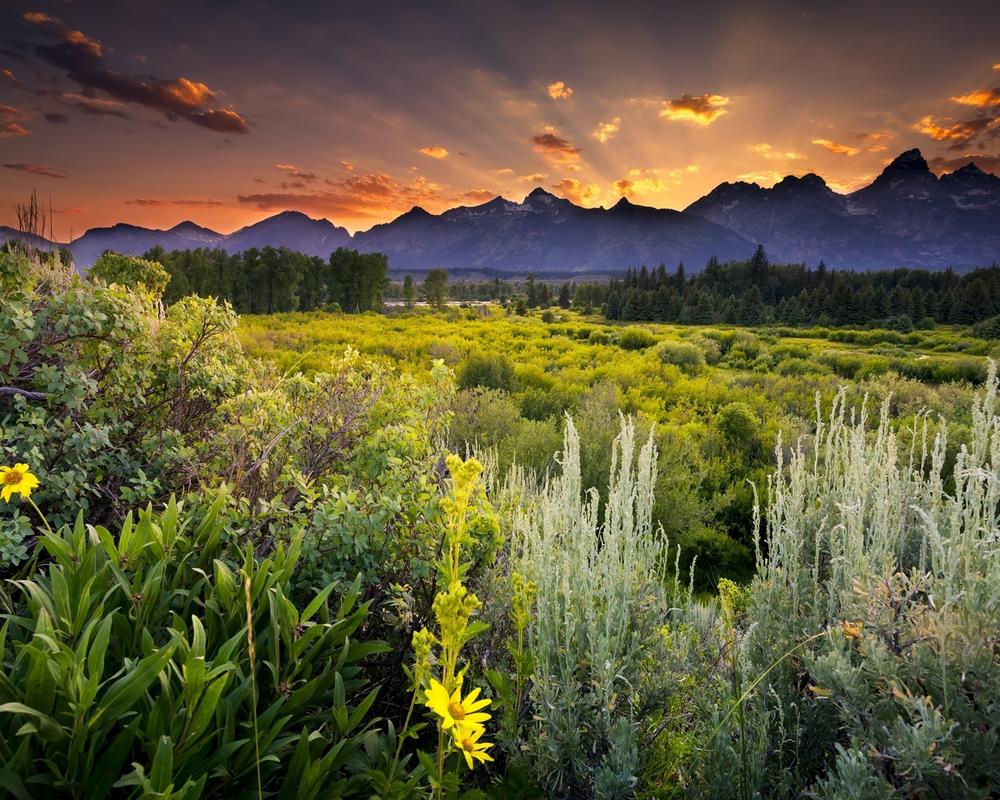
447, 701, 466, 720
4, 470, 23, 485
461, 738, 475, 752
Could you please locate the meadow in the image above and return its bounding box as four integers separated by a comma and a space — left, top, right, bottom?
2, 248, 999, 799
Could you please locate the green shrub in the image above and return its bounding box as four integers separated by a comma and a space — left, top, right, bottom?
0, 492, 387, 797
457, 353, 520, 392
1, 252, 250, 541
656, 340, 706, 373
618, 328, 656, 350
90, 251, 171, 296
511, 418, 681, 797
716, 363, 1000, 797
588, 329, 610, 345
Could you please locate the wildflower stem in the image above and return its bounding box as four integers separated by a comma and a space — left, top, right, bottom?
26, 497, 53, 536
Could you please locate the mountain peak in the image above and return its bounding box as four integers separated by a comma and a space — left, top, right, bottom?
612, 196, 633, 210
884, 148, 930, 173
525, 186, 556, 201
774, 173, 828, 191
953, 162, 986, 177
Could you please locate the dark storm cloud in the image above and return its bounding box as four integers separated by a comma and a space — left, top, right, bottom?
44, 111, 68, 123
531, 129, 582, 165
928, 152, 1000, 175
3, 162, 68, 178
21, 11, 249, 134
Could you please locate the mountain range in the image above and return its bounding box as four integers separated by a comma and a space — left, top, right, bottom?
3, 149, 998, 273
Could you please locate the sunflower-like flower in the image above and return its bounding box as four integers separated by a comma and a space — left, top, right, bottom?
425, 679, 491, 733
0, 463, 40, 503
453, 725, 494, 770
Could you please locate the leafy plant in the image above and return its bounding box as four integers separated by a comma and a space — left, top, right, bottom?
0, 491, 387, 798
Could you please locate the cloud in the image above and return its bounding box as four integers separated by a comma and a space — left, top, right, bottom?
238, 172, 445, 221
811, 138, 861, 155
735, 170, 784, 185
57, 91, 131, 118
43, 111, 69, 123
855, 131, 894, 152
495, 167, 514, 175
928, 152, 1000, 176
614, 166, 698, 198
660, 93, 730, 125
3, 162, 68, 179
458, 189, 497, 204
551, 178, 600, 206
546, 81, 574, 100
418, 145, 449, 159
952, 88, 1000, 107
22, 12, 248, 134
914, 114, 997, 145
274, 163, 317, 181
532, 127, 582, 165
594, 117, 621, 143
126, 198, 224, 207
749, 142, 805, 160
520, 172, 547, 182
995, 63, 1000, 71
0, 104, 30, 138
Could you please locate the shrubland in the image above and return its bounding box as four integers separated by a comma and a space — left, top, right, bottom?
2, 244, 998, 798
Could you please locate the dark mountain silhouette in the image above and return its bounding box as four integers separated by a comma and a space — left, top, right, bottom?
686, 149, 1000, 269
3, 149, 998, 272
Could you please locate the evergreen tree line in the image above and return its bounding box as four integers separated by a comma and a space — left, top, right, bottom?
589, 247, 1000, 328
147, 246, 389, 313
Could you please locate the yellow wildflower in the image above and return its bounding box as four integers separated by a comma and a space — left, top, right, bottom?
453, 725, 494, 769
425, 679, 491, 733
0, 463, 40, 503
842, 620, 863, 639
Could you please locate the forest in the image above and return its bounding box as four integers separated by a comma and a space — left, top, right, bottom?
147, 244, 1000, 334
1, 243, 999, 799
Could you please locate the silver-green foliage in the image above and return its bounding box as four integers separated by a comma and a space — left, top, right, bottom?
744, 362, 1000, 797
512, 417, 674, 799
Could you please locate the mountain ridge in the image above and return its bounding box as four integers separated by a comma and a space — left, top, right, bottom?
3, 149, 998, 272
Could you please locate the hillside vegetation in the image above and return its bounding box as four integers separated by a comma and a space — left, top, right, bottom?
2, 246, 999, 799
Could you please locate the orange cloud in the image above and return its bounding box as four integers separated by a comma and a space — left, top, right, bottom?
547, 81, 574, 100
238, 172, 446, 224
856, 131, 894, 152
3, 162, 68, 179
521, 172, 547, 182
274, 163, 318, 181
660, 93, 730, 125
458, 189, 497, 204
419, 145, 449, 158
532, 127, 582, 165
952, 88, 1000, 107
735, 170, 784, 185
594, 117, 621, 143
914, 114, 986, 142
22, 11, 103, 58
615, 166, 697, 197
23, 12, 248, 134
811, 138, 860, 155
126, 198, 224, 207
551, 178, 600, 206
0, 104, 30, 139
750, 143, 805, 160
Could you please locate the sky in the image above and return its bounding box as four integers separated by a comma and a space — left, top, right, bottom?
1, 0, 999, 239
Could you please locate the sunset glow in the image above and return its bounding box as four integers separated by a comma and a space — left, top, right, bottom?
1, 2, 998, 237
